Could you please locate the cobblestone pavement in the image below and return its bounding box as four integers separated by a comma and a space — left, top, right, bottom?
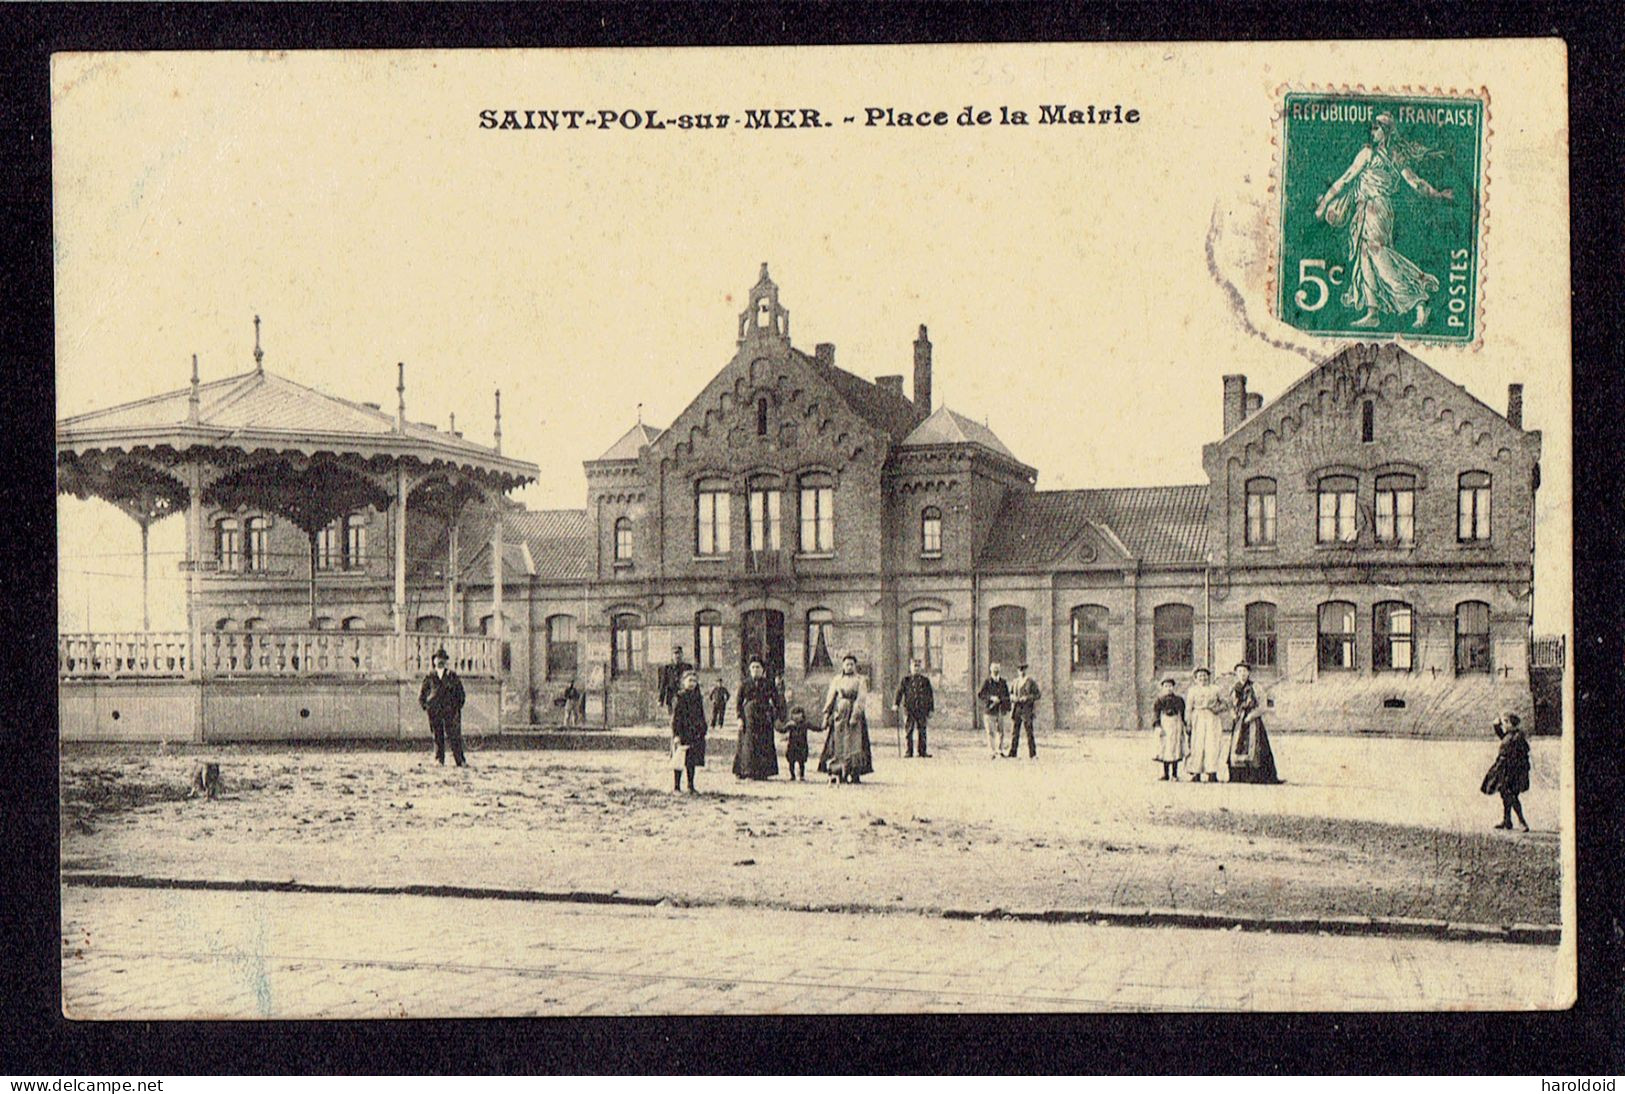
61, 885, 1566, 1018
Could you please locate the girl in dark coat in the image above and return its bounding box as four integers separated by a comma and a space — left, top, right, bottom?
778, 704, 812, 781
670, 670, 708, 794
1480, 711, 1531, 830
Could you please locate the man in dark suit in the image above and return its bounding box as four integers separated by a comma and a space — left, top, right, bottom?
419, 647, 468, 766
894, 657, 935, 758
657, 645, 692, 712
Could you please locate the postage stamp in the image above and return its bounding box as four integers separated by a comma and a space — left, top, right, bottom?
1276, 89, 1486, 343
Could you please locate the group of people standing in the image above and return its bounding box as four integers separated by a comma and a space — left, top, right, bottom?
1148, 663, 1281, 785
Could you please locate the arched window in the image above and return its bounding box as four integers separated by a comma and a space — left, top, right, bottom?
756, 397, 770, 436
1245, 478, 1277, 547
1317, 601, 1357, 671
799, 473, 835, 553
546, 614, 578, 679
1373, 601, 1414, 671
215, 517, 241, 571
1458, 471, 1491, 542
340, 616, 367, 631
214, 617, 238, 631
1376, 474, 1417, 545
1070, 605, 1109, 673
748, 477, 782, 551
909, 607, 943, 673
480, 614, 515, 672
611, 613, 644, 678
242, 617, 267, 631
614, 516, 633, 562
989, 605, 1028, 673
1455, 601, 1492, 674
1153, 604, 1194, 672
694, 609, 722, 670
313, 616, 335, 630
1361, 400, 1375, 443
414, 615, 448, 634
344, 513, 368, 568
805, 608, 835, 670
243, 517, 268, 572
1317, 475, 1358, 543
1245, 602, 1277, 669
696, 479, 731, 556
920, 506, 943, 556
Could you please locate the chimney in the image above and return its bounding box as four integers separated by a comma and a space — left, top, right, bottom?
876, 375, 905, 400
1507, 383, 1524, 430
1222, 374, 1248, 434
1246, 392, 1263, 417
815, 343, 835, 368
913, 325, 933, 413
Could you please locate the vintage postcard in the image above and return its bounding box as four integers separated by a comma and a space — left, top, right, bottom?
54, 40, 1573, 1018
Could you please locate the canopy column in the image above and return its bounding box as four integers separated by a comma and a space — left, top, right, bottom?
446, 515, 459, 635
186, 463, 203, 678
490, 505, 504, 640
392, 464, 408, 638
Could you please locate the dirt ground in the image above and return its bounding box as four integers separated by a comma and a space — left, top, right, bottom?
59, 731, 1562, 926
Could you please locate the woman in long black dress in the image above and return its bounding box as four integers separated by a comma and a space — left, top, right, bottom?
1480, 711, 1531, 830
1226, 662, 1281, 784
670, 670, 707, 794
733, 658, 782, 780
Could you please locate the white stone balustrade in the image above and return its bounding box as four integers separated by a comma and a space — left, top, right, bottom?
59, 630, 500, 680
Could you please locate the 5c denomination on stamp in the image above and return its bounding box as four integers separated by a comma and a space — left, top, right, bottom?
1277, 89, 1486, 344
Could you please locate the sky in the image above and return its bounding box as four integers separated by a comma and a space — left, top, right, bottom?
53, 42, 1571, 633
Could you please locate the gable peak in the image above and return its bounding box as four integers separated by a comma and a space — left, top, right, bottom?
737, 262, 790, 347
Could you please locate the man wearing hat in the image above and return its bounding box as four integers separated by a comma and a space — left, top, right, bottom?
657, 645, 693, 713
419, 647, 468, 766
1008, 663, 1042, 759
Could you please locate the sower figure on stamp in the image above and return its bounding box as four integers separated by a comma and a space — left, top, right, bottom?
657, 646, 692, 713
894, 658, 935, 758
976, 663, 1012, 759
1008, 664, 1041, 759
419, 647, 467, 767
1314, 111, 1454, 329
670, 669, 707, 794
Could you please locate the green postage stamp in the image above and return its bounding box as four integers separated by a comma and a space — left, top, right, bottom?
1277, 89, 1486, 343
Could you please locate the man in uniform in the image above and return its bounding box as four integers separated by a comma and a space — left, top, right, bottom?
894, 657, 935, 758
419, 647, 468, 766
657, 645, 692, 713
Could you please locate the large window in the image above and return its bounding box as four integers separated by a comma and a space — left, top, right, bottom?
1317, 475, 1358, 543
1153, 604, 1194, 673
243, 517, 268, 572
1245, 601, 1278, 669
748, 481, 782, 550
611, 613, 643, 678
799, 475, 834, 553
614, 517, 633, 562
806, 608, 835, 670
909, 607, 944, 673
215, 517, 242, 571
696, 480, 731, 556
1373, 601, 1414, 671
1375, 474, 1417, 545
1245, 478, 1277, 547
694, 609, 722, 670
920, 506, 943, 556
414, 615, 448, 634
1070, 605, 1109, 673
989, 605, 1028, 672
546, 614, 578, 679
344, 514, 367, 568
1317, 601, 1357, 671
1458, 471, 1491, 542
317, 522, 340, 570
1455, 601, 1491, 674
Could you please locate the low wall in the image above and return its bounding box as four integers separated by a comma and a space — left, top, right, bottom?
61, 679, 501, 743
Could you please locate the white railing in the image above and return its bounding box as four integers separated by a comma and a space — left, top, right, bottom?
60, 630, 502, 680
1529, 635, 1566, 670
59, 632, 189, 679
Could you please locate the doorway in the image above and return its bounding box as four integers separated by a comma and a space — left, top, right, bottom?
741, 609, 786, 682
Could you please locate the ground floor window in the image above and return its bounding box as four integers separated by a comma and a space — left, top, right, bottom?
1318, 601, 1356, 671
1070, 605, 1108, 673
611, 614, 643, 677
910, 607, 943, 672
1455, 600, 1491, 674
1153, 604, 1193, 673
694, 609, 721, 670
1245, 602, 1277, 669
806, 608, 835, 670
989, 605, 1027, 672
1373, 601, 1414, 671
547, 614, 578, 679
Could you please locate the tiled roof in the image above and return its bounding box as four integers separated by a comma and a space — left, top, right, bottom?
460, 508, 594, 583
795, 348, 925, 442
594, 422, 665, 462
980, 485, 1209, 569
899, 405, 1020, 462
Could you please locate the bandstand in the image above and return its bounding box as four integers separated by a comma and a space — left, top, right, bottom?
57, 325, 538, 742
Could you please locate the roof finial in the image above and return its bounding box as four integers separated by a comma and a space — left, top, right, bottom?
253, 314, 264, 376
449, 411, 456, 434
396, 362, 406, 433
493, 388, 503, 453
636, 401, 643, 425
188, 354, 201, 423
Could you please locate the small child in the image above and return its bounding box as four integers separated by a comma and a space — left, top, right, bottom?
707, 678, 730, 730
778, 703, 812, 781
1150, 677, 1188, 781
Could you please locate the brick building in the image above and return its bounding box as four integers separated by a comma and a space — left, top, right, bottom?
198, 266, 1545, 736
